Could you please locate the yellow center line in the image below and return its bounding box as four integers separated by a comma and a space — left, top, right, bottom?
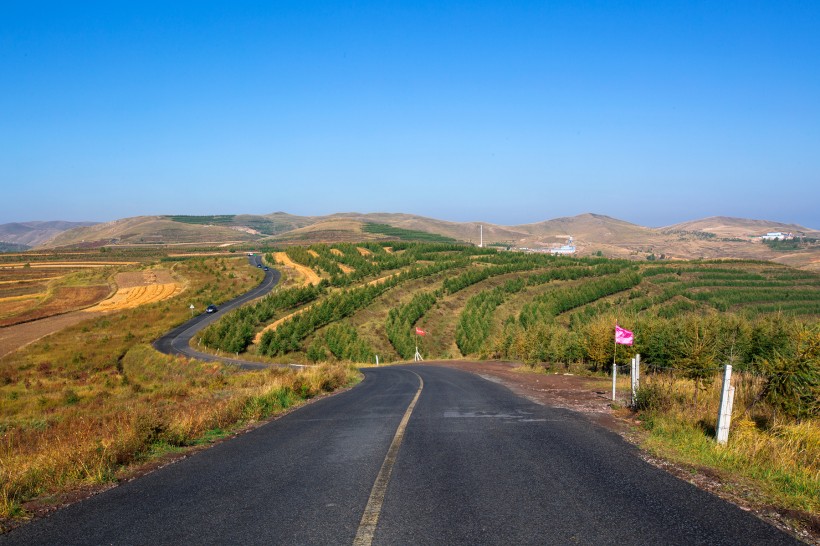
353, 370, 424, 546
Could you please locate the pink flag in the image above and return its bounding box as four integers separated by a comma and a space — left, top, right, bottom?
615, 325, 634, 345
415, 327, 427, 336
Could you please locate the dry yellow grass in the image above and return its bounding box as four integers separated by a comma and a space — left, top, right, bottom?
272, 252, 321, 286
330, 248, 344, 257
307, 249, 320, 258
356, 247, 373, 257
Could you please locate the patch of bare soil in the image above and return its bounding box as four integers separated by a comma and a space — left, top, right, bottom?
420, 360, 818, 545
273, 252, 321, 286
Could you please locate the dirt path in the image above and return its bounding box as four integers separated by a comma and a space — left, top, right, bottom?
272, 252, 320, 286
252, 303, 316, 344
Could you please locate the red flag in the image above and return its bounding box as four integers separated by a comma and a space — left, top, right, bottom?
615, 325, 634, 345
415, 327, 427, 336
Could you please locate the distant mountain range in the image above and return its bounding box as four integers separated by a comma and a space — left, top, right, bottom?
0, 220, 98, 249
1, 213, 817, 270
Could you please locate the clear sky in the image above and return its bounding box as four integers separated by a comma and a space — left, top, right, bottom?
2, 1, 819, 228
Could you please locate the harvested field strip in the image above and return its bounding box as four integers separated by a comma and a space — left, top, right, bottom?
0, 283, 49, 299
86, 283, 180, 312
356, 247, 373, 257
0, 285, 112, 327
273, 252, 321, 286
0, 277, 62, 285
307, 250, 320, 258
330, 248, 344, 257
0, 292, 45, 303
338, 263, 355, 274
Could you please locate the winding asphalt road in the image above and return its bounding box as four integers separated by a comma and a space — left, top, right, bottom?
2, 365, 800, 545
1, 258, 802, 544
152, 254, 284, 370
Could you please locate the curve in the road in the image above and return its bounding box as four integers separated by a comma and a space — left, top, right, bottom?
152, 254, 294, 370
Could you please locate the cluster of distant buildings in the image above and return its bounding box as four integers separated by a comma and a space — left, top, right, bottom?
758, 232, 794, 241
517, 237, 577, 255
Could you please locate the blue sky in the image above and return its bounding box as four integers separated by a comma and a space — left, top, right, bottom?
1, 1, 818, 228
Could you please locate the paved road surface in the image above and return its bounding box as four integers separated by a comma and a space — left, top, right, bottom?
2, 366, 799, 545
153, 254, 285, 370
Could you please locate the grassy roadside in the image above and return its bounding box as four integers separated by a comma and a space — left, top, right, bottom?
632, 374, 819, 537
0, 256, 363, 525
525, 361, 818, 537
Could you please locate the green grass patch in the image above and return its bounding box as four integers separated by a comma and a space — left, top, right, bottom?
166, 215, 236, 226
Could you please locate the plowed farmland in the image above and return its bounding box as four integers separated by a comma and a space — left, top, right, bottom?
0, 265, 112, 326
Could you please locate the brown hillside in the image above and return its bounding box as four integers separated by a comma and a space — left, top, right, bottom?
661, 216, 818, 238
34, 211, 819, 271
41, 216, 256, 248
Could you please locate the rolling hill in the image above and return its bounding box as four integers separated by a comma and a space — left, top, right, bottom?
31, 212, 820, 270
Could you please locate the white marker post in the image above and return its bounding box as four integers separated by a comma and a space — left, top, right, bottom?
612, 362, 617, 401
376, 355, 379, 366
716, 365, 735, 445
189, 304, 195, 317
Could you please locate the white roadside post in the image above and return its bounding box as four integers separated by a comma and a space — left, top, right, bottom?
376, 355, 379, 366
716, 364, 735, 445
612, 362, 617, 401
189, 304, 195, 317
630, 358, 637, 407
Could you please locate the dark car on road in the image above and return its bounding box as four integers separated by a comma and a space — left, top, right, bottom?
206, 304, 218, 314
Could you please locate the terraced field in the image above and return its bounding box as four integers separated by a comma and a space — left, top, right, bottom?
199, 243, 820, 375
0, 265, 112, 326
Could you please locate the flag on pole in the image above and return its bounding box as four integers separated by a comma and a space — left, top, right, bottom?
615, 325, 634, 345
415, 327, 427, 336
